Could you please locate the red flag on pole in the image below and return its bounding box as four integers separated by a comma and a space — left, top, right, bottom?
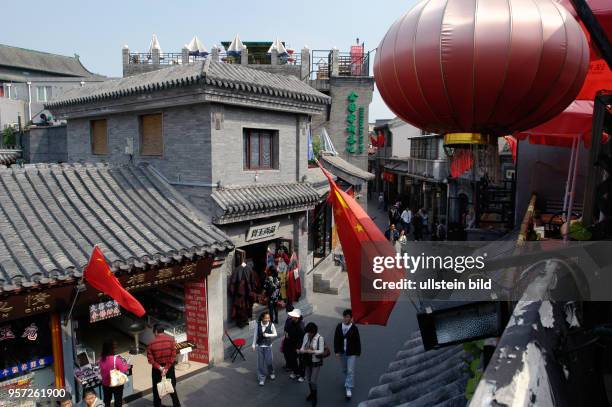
318, 162, 402, 325
83, 246, 146, 317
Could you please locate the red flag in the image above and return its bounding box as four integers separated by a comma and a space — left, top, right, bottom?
318, 162, 402, 325
84, 246, 146, 317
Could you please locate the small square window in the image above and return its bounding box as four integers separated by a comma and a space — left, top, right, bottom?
243, 129, 279, 170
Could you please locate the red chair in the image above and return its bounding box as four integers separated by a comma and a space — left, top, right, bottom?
225, 329, 246, 362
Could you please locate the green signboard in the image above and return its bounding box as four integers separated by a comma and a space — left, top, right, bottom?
346, 92, 364, 154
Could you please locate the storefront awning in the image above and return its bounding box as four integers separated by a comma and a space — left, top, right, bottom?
0, 150, 20, 166
514, 100, 596, 148
211, 182, 320, 224
320, 153, 375, 184
0, 163, 234, 294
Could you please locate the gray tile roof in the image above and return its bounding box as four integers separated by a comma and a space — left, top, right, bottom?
0, 150, 20, 166
47, 59, 331, 108
211, 182, 320, 224
0, 163, 233, 293
0, 44, 99, 78
321, 153, 375, 181
306, 167, 335, 197
359, 331, 469, 407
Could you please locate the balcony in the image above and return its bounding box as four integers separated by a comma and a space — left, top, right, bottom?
384, 156, 449, 182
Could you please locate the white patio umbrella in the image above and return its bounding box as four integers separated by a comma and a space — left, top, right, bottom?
267, 38, 288, 56
227, 34, 245, 57
187, 36, 208, 56
148, 34, 162, 54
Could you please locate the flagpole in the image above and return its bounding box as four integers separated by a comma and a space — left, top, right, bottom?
63, 245, 96, 326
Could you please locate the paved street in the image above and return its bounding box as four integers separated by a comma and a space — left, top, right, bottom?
131, 199, 421, 407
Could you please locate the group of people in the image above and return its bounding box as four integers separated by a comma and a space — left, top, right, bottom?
58, 324, 182, 407
230, 247, 302, 328
386, 201, 430, 242
251, 307, 361, 406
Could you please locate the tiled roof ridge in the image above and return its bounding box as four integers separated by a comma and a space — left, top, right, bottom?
47, 59, 330, 108
0, 162, 233, 293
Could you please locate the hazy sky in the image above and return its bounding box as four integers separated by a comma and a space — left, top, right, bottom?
2, 0, 417, 120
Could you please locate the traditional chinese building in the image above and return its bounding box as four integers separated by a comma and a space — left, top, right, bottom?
0, 162, 233, 401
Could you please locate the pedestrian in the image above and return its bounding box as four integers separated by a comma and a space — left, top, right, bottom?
284, 308, 305, 382
334, 309, 361, 400
388, 203, 401, 226
377, 192, 384, 210
252, 311, 277, 386
412, 209, 423, 241
79, 389, 104, 407
98, 341, 129, 407
385, 224, 399, 242
420, 208, 429, 235
147, 324, 181, 407
298, 322, 325, 406
264, 267, 281, 324
58, 392, 73, 407
400, 207, 412, 235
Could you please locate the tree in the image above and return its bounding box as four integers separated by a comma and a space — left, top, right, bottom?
1, 127, 16, 147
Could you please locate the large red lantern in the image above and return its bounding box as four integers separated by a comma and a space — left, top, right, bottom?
374, 0, 590, 140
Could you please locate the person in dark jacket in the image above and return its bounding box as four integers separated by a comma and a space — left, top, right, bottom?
334, 309, 361, 400
284, 308, 305, 381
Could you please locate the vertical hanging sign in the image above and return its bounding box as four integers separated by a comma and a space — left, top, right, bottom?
346, 92, 358, 153
358, 107, 365, 154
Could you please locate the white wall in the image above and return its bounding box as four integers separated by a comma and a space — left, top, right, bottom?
389, 120, 421, 157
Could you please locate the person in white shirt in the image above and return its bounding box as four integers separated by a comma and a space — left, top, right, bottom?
252, 311, 278, 386
400, 208, 412, 235
298, 322, 325, 406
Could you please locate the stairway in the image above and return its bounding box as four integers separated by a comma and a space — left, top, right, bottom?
313, 254, 347, 295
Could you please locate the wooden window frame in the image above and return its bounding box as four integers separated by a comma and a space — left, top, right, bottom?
90, 119, 108, 156
139, 113, 164, 157
243, 128, 278, 170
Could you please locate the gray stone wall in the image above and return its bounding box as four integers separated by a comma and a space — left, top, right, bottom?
210, 104, 308, 187
65, 104, 213, 185
244, 65, 302, 79
22, 125, 68, 163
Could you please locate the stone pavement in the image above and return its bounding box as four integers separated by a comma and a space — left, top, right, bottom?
130, 198, 420, 407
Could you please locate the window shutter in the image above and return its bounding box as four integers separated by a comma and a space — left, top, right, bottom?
141, 114, 163, 156
91, 119, 108, 155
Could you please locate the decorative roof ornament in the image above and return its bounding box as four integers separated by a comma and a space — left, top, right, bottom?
267, 38, 288, 56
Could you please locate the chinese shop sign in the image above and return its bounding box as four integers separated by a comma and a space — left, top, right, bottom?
0, 356, 53, 379
89, 300, 121, 323
246, 222, 280, 242
184, 280, 209, 363
346, 92, 365, 154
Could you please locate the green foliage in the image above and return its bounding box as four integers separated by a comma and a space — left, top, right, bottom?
1, 127, 16, 147
463, 340, 485, 401
310, 136, 321, 163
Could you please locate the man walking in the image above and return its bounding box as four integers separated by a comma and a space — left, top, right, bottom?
400, 207, 412, 235
334, 309, 361, 400
147, 324, 181, 407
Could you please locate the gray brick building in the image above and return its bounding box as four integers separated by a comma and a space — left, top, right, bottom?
47, 59, 331, 361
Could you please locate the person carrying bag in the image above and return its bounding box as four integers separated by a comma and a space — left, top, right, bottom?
99, 341, 130, 407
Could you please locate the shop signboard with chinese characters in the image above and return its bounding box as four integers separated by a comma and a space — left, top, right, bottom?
245, 222, 280, 242
184, 280, 208, 363
0, 357, 52, 380
0, 287, 73, 324
89, 300, 121, 323
346, 92, 365, 154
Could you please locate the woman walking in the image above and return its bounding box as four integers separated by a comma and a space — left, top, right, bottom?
298, 322, 325, 406
252, 311, 278, 386
98, 341, 130, 407
284, 308, 305, 381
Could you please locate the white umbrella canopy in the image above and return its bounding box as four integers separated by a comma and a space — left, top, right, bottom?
148, 34, 162, 53
267, 38, 288, 56
228, 34, 245, 56
187, 36, 208, 55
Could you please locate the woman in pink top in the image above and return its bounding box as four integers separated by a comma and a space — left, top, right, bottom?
98, 341, 130, 407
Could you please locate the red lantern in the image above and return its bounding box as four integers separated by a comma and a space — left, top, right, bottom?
374, 0, 590, 138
